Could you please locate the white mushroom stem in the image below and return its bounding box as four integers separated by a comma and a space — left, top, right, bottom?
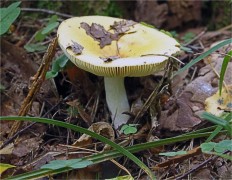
104, 77, 130, 130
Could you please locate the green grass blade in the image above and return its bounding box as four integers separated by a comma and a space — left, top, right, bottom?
3, 131, 214, 180
205, 125, 223, 143
0, 116, 155, 179
201, 112, 232, 136
174, 38, 232, 75
219, 50, 232, 95
2, 116, 227, 180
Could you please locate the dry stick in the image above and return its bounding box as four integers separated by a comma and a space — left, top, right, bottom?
183, 28, 207, 46
133, 60, 173, 124
8, 37, 58, 138
21, 8, 73, 18
218, 23, 232, 32
175, 155, 219, 180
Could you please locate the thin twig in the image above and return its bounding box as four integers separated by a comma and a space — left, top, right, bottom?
218, 23, 232, 32
183, 28, 207, 46
8, 37, 58, 138
175, 155, 219, 180
133, 60, 173, 124
21, 8, 73, 18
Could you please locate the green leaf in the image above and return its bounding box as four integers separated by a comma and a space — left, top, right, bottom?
175, 38, 232, 76
56, 54, 69, 68
159, 150, 187, 157
46, 54, 69, 79
124, 127, 137, 135
0, 2, 21, 35
41, 22, 59, 35
120, 124, 137, 135
217, 140, 232, 151
219, 50, 232, 95
181, 32, 195, 43
0, 163, 16, 175
24, 43, 47, 52
211, 152, 232, 161
45, 71, 58, 79
201, 112, 232, 137
35, 30, 46, 42
48, 15, 58, 24
201, 140, 232, 153
41, 159, 93, 170
201, 140, 232, 160
200, 142, 216, 152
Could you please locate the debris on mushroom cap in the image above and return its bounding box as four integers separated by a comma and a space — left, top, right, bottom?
80, 20, 136, 48
80, 22, 117, 48
205, 85, 232, 116
57, 16, 180, 77
100, 55, 120, 63
67, 41, 84, 55
110, 20, 136, 34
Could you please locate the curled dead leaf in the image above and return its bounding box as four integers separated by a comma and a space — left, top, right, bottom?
72, 122, 115, 147
110, 20, 136, 34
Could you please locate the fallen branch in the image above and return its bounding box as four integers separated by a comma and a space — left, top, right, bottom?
8, 37, 58, 138
21, 8, 73, 18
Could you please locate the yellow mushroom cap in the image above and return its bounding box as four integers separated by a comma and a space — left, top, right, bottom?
57, 16, 180, 77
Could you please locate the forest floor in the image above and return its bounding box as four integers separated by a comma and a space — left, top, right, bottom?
0, 4, 232, 180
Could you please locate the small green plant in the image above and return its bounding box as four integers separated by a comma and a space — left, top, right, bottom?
181, 32, 196, 43
0, 1, 21, 35
24, 15, 59, 52
0, 163, 16, 175
67, 106, 79, 117
120, 124, 138, 135
201, 140, 232, 160
200, 112, 231, 160
46, 54, 69, 79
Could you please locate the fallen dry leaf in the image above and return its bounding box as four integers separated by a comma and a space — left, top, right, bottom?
110, 20, 136, 34
73, 122, 115, 147
154, 147, 201, 169
0, 143, 14, 155
67, 99, 92, 126
80, 20, 136, 48
13, 136, 43, 158
67, 40, 84, 55
81, 22, 116, 48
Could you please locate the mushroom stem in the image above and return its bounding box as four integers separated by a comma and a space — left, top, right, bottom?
104, 77, 130, 130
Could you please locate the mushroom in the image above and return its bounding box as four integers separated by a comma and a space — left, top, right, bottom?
57, 16, 180, 130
